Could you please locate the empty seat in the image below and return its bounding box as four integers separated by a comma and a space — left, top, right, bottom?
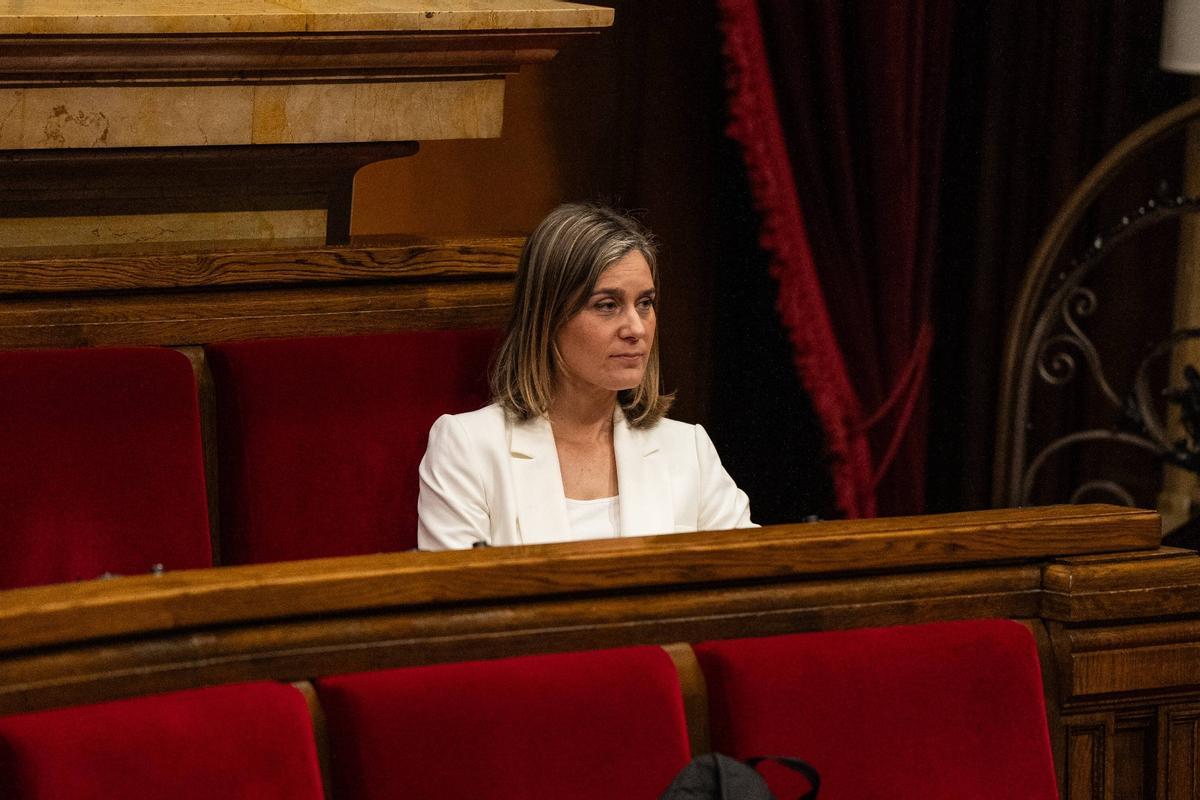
207, 328, 496, 563
694, 619, 1058, 799
0, 682, 324, 799
315, 646, 692, 799
0, 346, 211, 589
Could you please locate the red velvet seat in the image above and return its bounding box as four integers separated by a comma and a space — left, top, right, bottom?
0, 346, 211, 589
694, 620, 1058, 800
0, 682, 324, 799
207, 328, 496, 564
315, 646, 692, 800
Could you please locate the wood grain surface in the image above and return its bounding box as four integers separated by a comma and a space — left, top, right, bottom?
0, 237, 522, 295
0, 504, 1156, 655
0, 565, 1045, 716
0, 235, 520, 347
1044, 547, 1200, 622
0, 277, 514, 347
0, 503, 1194, 799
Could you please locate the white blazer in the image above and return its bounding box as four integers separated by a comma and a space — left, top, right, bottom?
417, 403, 755, 550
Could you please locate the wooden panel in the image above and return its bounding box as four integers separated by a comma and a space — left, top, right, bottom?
294, 680, 334, 800
0, 143, 419, 219
1026, 618, 1067, 797
0, 564, 1042, 716
1072, 641, 1200, 699
0, 237, 522, 295
1044, 548, 1200, 623
1058, 620, 1200, 700
178, 346, 221, 564
1115, 712, 1156, 800
0, 279, 513, 348
1161, 705, 1200, 799
0, 505, 1151, 654
1066, 715, 1111, 800
663, 643, 711, 757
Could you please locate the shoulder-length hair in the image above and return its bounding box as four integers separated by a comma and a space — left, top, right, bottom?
491, 202, 673, 428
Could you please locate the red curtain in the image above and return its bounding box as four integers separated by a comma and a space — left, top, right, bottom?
718, 0, 952, 517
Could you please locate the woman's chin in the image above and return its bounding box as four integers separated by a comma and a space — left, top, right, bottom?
609, 374, 646, 393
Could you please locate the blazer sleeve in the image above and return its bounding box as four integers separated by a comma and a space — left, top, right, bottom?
693, 423, 757, 530
417, 414, 491, 550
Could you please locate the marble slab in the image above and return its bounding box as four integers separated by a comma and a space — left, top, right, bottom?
0, 79, 503, 149
0, 209, 327, 259
0, 0, 613, 35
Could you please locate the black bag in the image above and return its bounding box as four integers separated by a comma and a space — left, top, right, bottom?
659, 753, 820, 800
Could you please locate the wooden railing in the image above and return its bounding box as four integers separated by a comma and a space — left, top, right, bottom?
1, 503, 1192, 797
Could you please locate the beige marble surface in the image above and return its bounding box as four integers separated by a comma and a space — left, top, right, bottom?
0, 79, 503, 149
0, 0, 613, 35
0, 209, 327, 258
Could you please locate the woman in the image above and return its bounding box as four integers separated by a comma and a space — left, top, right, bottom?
417, 203, 754, 549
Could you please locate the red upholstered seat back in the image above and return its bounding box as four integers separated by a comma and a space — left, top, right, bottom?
0, 347, 211, 589
694, 620, 1058, 800
207, 328, 496, 563
315, 646, 692, 800
0, 682, 325, 799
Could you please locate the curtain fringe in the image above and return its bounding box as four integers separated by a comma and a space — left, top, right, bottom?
716, 0, 875, 518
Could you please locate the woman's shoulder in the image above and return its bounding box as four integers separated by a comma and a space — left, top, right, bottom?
424, 404, 510, 467
651, 415, 697, 432
434, 402, 507, 437
644, 415, 705, 434
637, 415, 713, 449
643, 417, 729, 474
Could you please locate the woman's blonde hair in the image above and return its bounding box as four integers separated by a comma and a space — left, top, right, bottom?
491, 202, 673, 428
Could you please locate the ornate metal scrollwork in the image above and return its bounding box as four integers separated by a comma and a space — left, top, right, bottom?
1013, 193, 1200, 507
1128, 329, 1200, 471
1164, 364, 1200, 469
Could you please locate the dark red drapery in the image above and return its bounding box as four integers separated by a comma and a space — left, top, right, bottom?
717, 0, 953, 517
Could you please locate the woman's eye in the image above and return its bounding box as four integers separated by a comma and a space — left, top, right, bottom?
637, 297, 655, 312
595, 300, 618, 312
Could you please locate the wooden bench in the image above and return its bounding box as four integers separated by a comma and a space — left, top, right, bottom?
0, 503, 1191, 798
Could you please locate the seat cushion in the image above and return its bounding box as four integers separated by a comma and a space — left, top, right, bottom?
0, 682, 324, 799
207, 328, 496, 563
0, 346, 210, 589
694, 619, 1058, 800
316, 646, 692, 800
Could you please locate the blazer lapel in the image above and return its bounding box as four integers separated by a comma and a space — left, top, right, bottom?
509, 414, 571, 545
613, 411, 674, 537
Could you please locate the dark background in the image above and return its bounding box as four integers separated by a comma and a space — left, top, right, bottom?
353, 1, 1191, 523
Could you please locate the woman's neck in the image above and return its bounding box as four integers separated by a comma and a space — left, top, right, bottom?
548, 384, 616, 442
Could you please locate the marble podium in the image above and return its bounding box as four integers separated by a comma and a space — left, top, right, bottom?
0, 0, 611, 255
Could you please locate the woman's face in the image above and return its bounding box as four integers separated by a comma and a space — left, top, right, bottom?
554, 249, 656, 400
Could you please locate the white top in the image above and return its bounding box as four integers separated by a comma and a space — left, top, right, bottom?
417, 403, 756, 550
564, 495, 620, 541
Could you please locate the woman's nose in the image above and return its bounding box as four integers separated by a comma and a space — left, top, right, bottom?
620, 305, 645, 338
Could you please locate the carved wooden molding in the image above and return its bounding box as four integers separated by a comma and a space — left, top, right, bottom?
0, 142, 424, 243
0, 30, 602, 86
0, 235, 522, 295
0, 142, 420, 217
1044, 548, 1200, 624
0, 236, 521, 347
0, 504, 1157, 717
0, 504, 1157, 655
